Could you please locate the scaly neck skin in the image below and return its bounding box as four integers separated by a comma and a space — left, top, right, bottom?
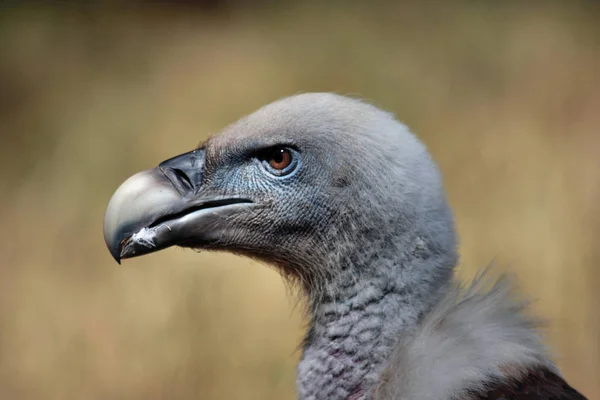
296, 246, 454, 400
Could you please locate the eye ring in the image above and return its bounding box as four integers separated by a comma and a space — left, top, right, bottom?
259, 147, 298, 177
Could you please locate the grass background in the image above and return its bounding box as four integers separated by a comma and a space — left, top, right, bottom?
0, 1, 599, 398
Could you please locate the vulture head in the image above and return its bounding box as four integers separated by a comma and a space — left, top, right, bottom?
104, 93, 456, 297
103, 93, 586, 400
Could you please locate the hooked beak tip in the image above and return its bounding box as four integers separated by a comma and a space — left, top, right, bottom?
107, 240, 122, 264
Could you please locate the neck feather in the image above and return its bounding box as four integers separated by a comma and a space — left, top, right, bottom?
296, 236, 455, 400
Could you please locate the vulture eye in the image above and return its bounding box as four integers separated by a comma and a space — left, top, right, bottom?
259, 147, 298, 177
269, 148, 292, 169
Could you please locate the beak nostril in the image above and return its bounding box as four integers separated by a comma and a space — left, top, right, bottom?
157, 148, 206, 195
160, 167, 195, 194
172, 168, 193, 190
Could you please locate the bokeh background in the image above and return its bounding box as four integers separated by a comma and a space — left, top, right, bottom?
1, 1, 599, 398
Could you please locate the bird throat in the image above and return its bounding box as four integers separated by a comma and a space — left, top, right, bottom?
296, 252, 451, 400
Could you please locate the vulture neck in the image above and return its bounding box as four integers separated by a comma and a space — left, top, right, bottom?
296, 235, 455, 400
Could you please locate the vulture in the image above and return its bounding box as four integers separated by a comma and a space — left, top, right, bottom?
103, 93, 587, 400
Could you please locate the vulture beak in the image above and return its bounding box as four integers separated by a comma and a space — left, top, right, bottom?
103, 148, 251, 264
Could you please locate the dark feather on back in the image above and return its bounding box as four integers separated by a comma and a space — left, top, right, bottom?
466, 367, 587, 400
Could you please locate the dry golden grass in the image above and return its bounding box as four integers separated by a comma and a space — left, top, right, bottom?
0, 2, 598, 399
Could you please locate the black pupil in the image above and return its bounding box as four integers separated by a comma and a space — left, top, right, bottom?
272, 149, 285, 164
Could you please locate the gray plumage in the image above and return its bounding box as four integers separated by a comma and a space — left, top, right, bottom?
103, 93, 586, 399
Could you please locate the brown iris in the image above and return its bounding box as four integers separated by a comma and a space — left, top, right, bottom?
268, 148, 292, 170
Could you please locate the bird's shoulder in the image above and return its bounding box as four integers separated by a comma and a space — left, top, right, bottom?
374, 271, 586, 400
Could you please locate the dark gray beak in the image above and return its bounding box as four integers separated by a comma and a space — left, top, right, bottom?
103, 148, 251, 263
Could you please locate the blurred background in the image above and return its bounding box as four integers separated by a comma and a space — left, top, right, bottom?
1, 1, 599, 398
